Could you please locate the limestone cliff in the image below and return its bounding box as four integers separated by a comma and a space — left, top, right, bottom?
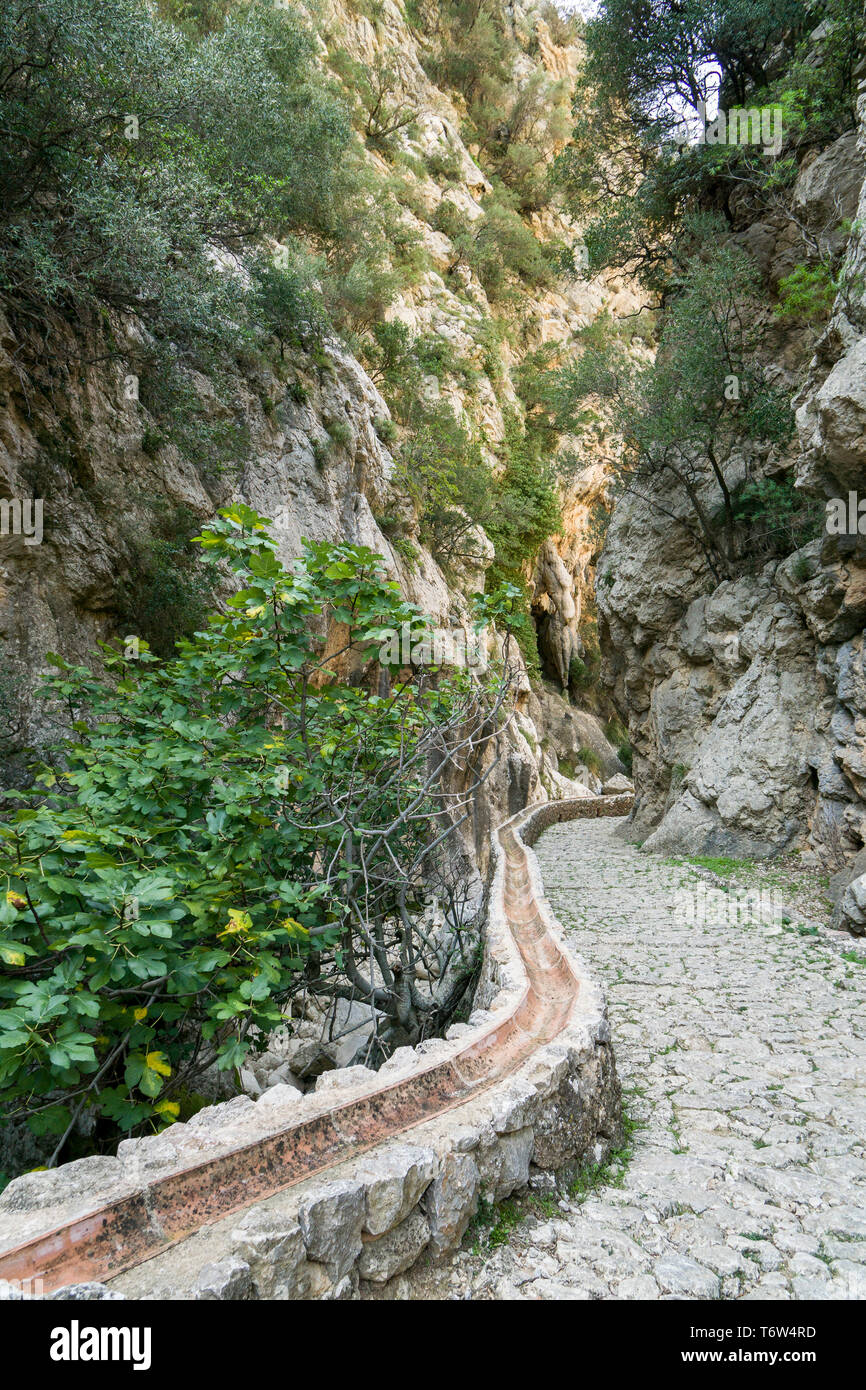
597, 63, 866, 906
0, 0, 627, 848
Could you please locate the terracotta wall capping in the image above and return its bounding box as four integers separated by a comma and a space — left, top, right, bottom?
0, 792, 632, 1299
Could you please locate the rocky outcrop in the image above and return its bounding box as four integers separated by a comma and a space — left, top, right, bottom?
0, 0, 624, 767
532, 461, 612, 688
0, 316, 411, 752
597, 71, 866, 892
0, 0, 633, 1180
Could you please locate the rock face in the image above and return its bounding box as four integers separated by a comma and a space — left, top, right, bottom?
532, 461, 614, 689
597, 74, 866, 894
0, 0, 629, 1181
0, 0, 623, 816
834, 872, 866, 936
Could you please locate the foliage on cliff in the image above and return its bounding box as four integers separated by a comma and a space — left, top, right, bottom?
558, 234, 811, 579
554, 0, 859, 578
1, 0, 584, 669
558, 0, 861, 286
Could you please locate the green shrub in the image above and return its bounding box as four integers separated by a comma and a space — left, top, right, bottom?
602, 717, 633, 773
372, 512, 417, 567
555, 239, 797, 580
141, 429, 165, 459
419, 0, 570, 210
472, 68, 571, 211
775, 263, 838, 324
1, 0, 432, 432
251, 249, 331, 358
136, 347, 250, 481
555, 1, 860, 285
0, 0, 351, 337
395, 403, 494, 568
414, 333, 463, 380
485, 415, 561, 574
481, 415, 562, 674
373, 415, 397, 445
472, 316, 508, 384
455, 190, 557, 300
326, 418, 354, 451
577, 745, 602, 775
329, 47, 417, 144
487, 576, 542, 678
115, 504, 221, 659
425, 144, 464, 184
568, 653, 600, 693
155, 0, 234, 35
324, 250, 403, 335
390, 535, 419, 565
617, 741, 633, 775
0, 506, 493, 1156
363, 320, 413, 390
762, 0, 861, 142
732, 476, 823, 556
392, 148, 427, 179
433, 198, 470, 240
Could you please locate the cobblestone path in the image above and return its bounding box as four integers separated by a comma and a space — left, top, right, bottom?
468, 817, 866, 1300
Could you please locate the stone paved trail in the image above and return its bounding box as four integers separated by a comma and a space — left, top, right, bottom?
458, 817, 866, 1300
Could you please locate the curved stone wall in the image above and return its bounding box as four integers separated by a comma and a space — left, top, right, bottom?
0, 793, 631, 1299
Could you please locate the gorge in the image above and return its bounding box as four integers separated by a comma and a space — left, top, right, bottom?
0, 0, 864, 1305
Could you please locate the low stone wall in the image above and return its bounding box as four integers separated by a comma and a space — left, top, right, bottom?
0, 795, 630, 1300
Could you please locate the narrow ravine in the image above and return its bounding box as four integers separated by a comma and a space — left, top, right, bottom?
444, 817, 866, 1300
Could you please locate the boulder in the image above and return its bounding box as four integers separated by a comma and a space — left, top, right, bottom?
602, 774, 634, 795
830, 846, 866, 904
192, 1256, 253, 1301
256, 1081, 305, 1111
832, 871, 866, 936
49, 1284, 125, 1300
475, 1126, 534, 1201
793, 131, 863, 251
495, 1127, 535, 1200
0, 1155, 127, 1216
422, 1151, 480, 1256
357, 1208, 431, 1284
230, 1209, 322, 1299
298, 1179, 366, 1279
352, 1144, 438, 1236
314, 1065, 375, 1093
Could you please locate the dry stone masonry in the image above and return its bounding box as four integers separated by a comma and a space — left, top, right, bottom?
0, 796, 629, 1300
